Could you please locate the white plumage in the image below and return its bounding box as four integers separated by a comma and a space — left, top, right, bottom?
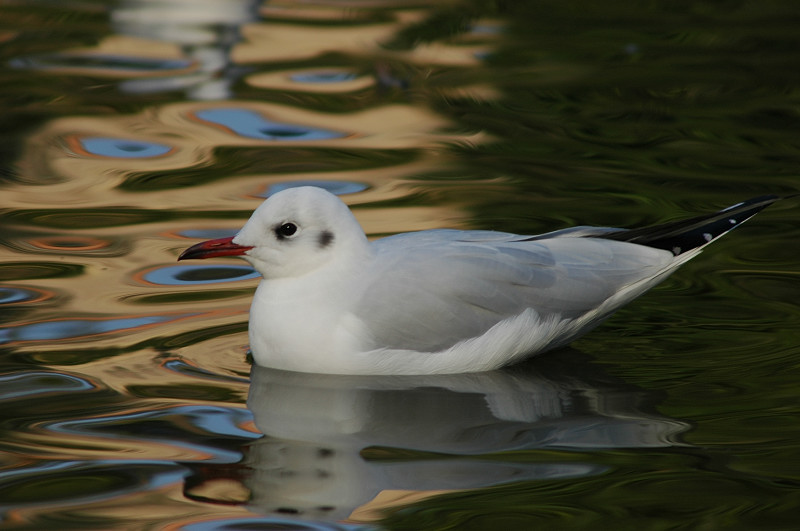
179, 187, 778, 375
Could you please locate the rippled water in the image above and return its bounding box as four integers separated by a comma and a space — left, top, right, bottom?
1, 1, 799, 529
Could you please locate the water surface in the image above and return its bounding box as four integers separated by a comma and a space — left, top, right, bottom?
1, 1, 799, 529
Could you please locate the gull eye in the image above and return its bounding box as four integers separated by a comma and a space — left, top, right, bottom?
275, 222, 298, 240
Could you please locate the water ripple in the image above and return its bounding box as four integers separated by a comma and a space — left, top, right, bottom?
0, 371, 96, 401
162, 358, 250, 384
25, 236, 112, 252
45, 405, 257, 463
0, 460, 186, 507
9, 53, 193, 75
245, 67, 374, 95
73, 136, 174, 159
0, 286, 51, 305
290, 70, 360, 84
177, 229, 237, 240
7, 236, 125, 258
263, 180, 368, 197
0, 314, 190, 345
0, 262, 83, 281
52, 404, 256, 440
138, 264, 259, 286
177, 516, 369, 531
192, 108, 346, 142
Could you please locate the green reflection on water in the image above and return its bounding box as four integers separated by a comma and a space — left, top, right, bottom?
382, 463, 800, 530
129, 290, 250, 305
3, 473, 123, 504
126, 383, 242, 402
120, 147, 421, 191
0, 261, 83, 281
1, 208, 170, 229
158, 322, 248, 350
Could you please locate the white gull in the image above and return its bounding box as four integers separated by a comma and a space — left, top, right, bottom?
179, 187, 779, 375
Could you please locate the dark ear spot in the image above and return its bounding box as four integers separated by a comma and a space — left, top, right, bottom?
317, 230, 334, 248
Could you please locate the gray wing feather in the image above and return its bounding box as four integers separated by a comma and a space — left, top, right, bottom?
357, 230, 674, 352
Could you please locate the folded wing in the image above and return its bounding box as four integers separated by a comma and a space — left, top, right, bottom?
356, 230, 674, 352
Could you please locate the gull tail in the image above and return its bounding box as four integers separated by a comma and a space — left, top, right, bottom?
600, 195, 782, 256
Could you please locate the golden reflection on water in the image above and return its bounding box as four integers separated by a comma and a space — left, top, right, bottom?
13, 101, 488, 200
6, 89, 487, 348
3, 0, 504, 381
0, 3, 513, 525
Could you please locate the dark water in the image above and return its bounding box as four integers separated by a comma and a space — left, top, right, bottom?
1, 1, 799, 529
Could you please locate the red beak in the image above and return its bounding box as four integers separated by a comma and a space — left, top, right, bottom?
178, 236, 253, 261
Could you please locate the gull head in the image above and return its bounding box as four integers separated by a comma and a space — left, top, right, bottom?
179, 186, 369, 279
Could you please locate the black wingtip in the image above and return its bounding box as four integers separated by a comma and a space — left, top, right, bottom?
600, 195, 783, 255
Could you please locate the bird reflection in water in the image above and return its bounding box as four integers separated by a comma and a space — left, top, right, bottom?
185, 351, 689, 524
